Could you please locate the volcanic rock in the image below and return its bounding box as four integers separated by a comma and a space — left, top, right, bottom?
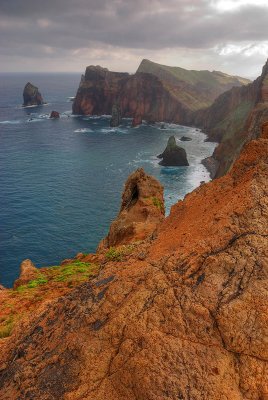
1, 133, 268, 399
158, 136, 189, 166
100, 168, 165, 248
192, 58, 268, 177
72, 60, 249, 125
23, 82, 43, 107
13, 259, 38, 289
49, 111, 60, 119
110, 104, 121, 127
180, 136, 192, 141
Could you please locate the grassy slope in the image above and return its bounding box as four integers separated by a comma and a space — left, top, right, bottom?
137, 59, 251, 111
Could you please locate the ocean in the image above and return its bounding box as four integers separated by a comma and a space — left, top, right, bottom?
0, 73, 216, 287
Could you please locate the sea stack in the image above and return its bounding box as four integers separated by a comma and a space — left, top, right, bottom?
23, 82, 44, 107
158, 136, 189, 166
110, 104, 121, 127
49, 111, 60, 119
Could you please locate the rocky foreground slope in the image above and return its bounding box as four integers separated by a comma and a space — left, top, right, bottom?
72, 59, 249, 126
0, 123, 268, 399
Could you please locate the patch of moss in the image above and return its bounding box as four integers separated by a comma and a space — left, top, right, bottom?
105, 247, 123, 261
53, 261, 97, 282
151, 196, 164, 212
0, 315, 14, 339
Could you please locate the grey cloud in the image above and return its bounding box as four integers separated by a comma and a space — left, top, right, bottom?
0, 0, 267, 75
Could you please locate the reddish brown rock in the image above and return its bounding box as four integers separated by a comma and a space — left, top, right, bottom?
131, 115, 142, 127
13, 259, 38, 289
100, 168, 165, 249
0, 137, 268, 399
261, 121, 268, 138
49, 111, 60, 119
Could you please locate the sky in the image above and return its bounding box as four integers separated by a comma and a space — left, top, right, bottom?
0, 0, 268, 78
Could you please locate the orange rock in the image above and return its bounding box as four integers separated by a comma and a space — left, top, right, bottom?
100, 168, 165, 248
0, 138, 268, 399
13, 259, 38, 289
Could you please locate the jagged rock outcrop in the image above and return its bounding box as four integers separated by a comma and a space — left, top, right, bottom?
131, 115, 142, 127
99, 168, 165, 249
0, 129, 268, 400
110, 104, 121, 127
49, 111, 60, 119
72, 60, 249, 126
180, 136, 192, 141
13, 259, 38, 289
158, 136, 189, 166
23, 82, 44, 107
195, 58, 268, 177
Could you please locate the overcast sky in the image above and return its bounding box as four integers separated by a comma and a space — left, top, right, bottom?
1, 0, 268, 78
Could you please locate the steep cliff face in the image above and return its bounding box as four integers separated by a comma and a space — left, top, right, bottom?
72, 60, 249, 125
0, 128, 268, 399
197, 59, 268, 177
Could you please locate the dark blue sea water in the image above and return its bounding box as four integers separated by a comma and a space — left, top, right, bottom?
0, 73, 216, 287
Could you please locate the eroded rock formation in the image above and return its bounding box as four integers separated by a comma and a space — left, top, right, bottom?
158, 136, 189, 166
23, 82, 44, 107
72, 60, 249, 127
110, 104, 121, 127
0, 128, 268, 399
13, 259, 38, 289
99, 168, 165, 248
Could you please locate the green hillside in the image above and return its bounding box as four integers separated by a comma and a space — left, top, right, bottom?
137, 59, 251, 111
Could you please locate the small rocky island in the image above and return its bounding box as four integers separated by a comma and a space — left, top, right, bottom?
49, 111, 60, 119
158, 136, 189, 166
23, 82, 44, 107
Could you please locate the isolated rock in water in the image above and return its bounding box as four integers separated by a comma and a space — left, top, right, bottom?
158, 135, 189, 166
13, 259, 38, 289
100, 168, 165, 248
160, 124, 166, 129
50, 111, 60, 119
131, 114, 142, 127
23, 82, 43, 106
180, 136, 192, 141
110, 104, 121, 127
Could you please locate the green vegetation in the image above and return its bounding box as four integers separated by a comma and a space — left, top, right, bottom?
54, 261, 97, 282
105, 244, 136, 262
105, 247, 123, 261
0, 315, 14, 339
152, 196, 164, 212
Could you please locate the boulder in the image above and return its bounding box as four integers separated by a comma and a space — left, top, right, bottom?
110, 104, 121, 127
99, 168, 165, 248
23, 82, 43, 106
158, 136, 189, 166
13, 259, 38, 289
49, 111, 60, 119
180, 136, 192, 141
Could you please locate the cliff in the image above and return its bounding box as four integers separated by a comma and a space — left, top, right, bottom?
0, 123, 268, 399
195, 59, 268, 177
72, 59, 249, 125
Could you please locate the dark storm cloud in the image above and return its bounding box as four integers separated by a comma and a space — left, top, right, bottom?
1, 0, 268, 53
0, 0, 267, 74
